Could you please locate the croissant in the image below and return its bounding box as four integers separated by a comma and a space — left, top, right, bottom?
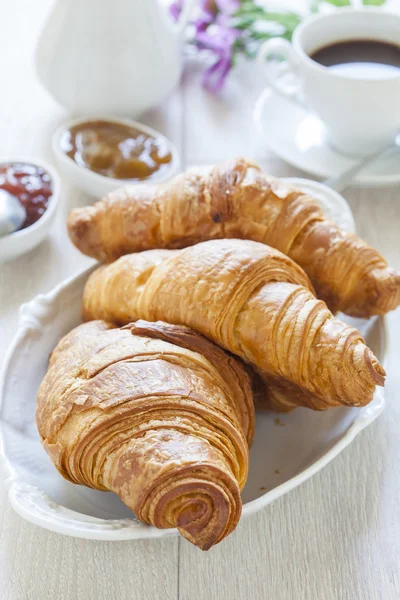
36, 319, 255, 550
68, 158, 400, 318
82, 239, 385, 412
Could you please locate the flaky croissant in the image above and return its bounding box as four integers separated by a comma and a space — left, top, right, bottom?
36, 319, 255, 550
68, 158, 400, 318
82, 239, 385, 412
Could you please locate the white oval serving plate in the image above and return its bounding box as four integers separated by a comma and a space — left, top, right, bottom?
0, 186, 386, 541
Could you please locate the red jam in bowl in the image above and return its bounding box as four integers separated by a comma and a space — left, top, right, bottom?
0, 163, 53, 230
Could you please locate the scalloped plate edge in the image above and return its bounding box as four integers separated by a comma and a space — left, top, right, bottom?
4, 389, 385, 541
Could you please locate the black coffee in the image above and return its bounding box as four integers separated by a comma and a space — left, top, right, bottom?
310, 40, 400, 78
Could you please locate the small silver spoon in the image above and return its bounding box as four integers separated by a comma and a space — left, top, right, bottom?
324, 134, 400, 192
0, 189, 26, 237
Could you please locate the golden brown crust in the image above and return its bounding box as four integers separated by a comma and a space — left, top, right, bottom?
82, 239, 385, 412
68, 158, 400, 317
36, 320, 254, 550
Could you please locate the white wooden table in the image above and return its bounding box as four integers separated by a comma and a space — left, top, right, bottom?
1, 2, 400, 599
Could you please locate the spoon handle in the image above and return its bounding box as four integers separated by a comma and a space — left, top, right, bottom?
323, 144, 399, 193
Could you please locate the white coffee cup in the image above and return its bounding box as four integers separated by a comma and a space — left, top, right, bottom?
257, 8, 400, 157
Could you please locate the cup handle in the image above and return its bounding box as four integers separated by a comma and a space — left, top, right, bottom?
257, 38, 306, 109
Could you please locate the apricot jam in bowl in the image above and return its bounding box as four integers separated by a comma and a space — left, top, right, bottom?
53, 117, 180, 197
0, 158, 60, 262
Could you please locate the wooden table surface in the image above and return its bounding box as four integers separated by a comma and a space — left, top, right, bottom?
1, 1, 400, 599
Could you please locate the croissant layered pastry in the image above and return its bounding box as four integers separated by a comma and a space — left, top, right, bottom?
68, 158, 400, 318
36, 319, 255, 550
82, 239, 385, 412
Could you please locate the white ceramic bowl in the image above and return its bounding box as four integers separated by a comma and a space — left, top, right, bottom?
0, 158, 60, 263
52, 117, 180, 199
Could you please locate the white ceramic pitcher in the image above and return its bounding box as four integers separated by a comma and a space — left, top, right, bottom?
35, 0, 193, 116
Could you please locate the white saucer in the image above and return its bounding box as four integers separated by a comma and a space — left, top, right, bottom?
253, 89, 400, 188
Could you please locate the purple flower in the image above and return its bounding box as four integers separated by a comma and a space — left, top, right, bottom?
202, 55, 232, 92
201, 0, 239, 13
193, 1, 217, 33
170, 0, 214, 32
169, 0, 242, 92
169, 0, 183, 21
197, 25, 240, 92
215, 0, 240, 14
194, 10, 214, 33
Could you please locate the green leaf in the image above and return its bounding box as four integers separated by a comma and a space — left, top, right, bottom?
232, 10, 301, 31
310, 0, 385, 11
362, 0, 386, 5
236, 2, 264, 14
322, 0, 351, 5
259, 12, 302, 29
310, 0, 350, 9
230, 15, 259, 29
248, 31, 278, 41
